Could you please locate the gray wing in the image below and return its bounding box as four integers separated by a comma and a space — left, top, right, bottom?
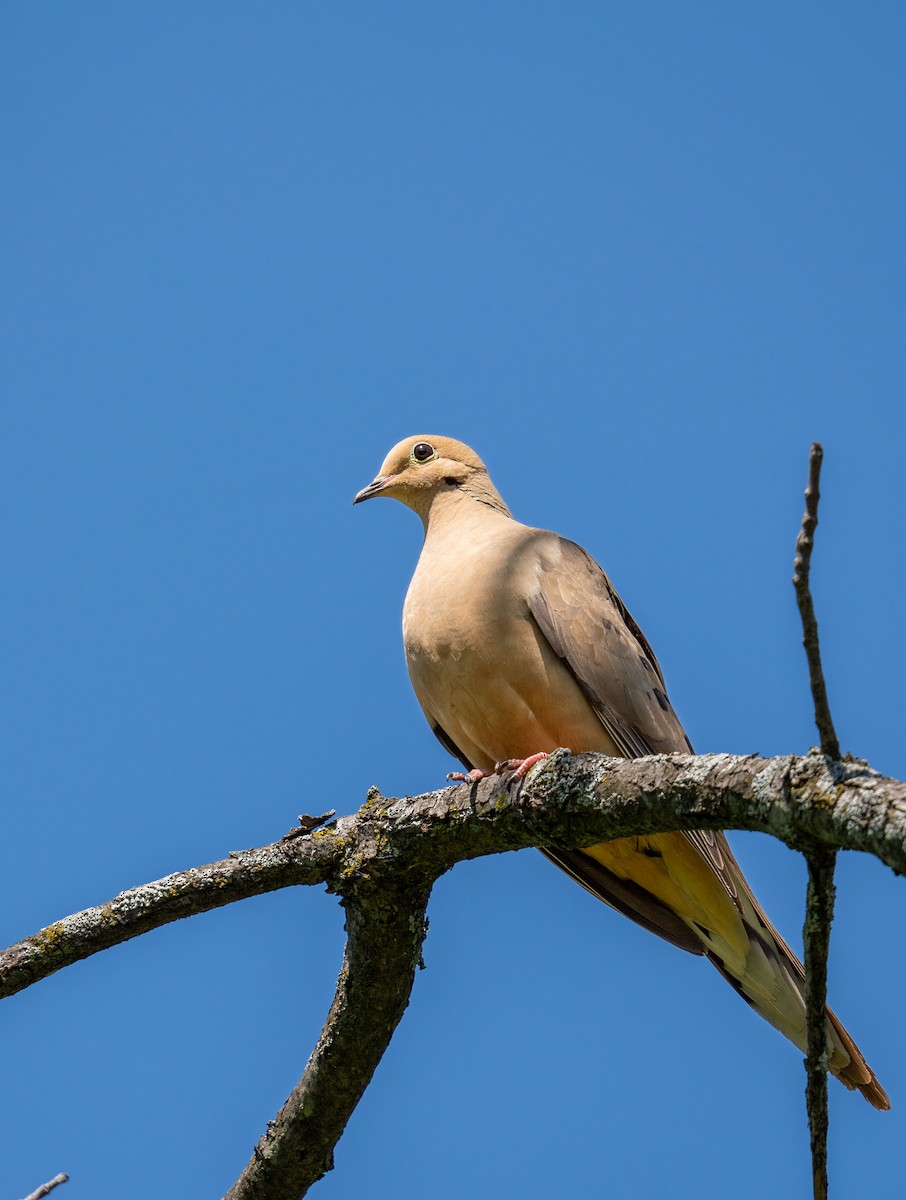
528, 535, 741, 954
528, 536, 693, 758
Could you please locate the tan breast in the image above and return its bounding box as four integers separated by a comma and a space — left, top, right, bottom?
403, 514, 618, 770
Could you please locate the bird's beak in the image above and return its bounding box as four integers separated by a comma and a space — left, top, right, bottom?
353, 474, 396, 505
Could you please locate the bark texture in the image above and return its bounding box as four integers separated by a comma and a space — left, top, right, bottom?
804, 848, 836, 1200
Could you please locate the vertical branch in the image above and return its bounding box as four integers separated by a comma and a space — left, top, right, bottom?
792, 442, 840, 761
804, 848, 836, 1200
792, 441, 840, 1200
225, 879, 432, 1200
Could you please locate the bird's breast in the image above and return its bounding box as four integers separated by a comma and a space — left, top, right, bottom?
402, 530, 613, 769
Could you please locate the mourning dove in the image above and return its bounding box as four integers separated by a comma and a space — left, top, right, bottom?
354, 434, 888, 1109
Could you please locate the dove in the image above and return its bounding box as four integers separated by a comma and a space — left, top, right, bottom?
354, 434, 888, 1108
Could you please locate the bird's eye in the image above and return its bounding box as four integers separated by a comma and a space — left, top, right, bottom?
411, 442, 436, 463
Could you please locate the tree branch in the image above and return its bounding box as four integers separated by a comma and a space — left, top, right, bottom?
0, 832, 338, 998
22, 1174, 69, 1200
793, 442, 840, 761
5, 750, 906, 1005
4, 751, 903, 1197
220, 749, 906, 1196
5, 753, 906, 1007
225, 877, 431, 1200
804, 847, 836, 1200
793, 441, 842, 1198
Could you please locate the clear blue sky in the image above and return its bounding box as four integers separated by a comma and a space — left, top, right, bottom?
3, 5, 905, 1197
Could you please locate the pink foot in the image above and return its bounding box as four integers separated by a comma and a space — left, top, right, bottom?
494, 752, 552, 779
447, 767, 493, 784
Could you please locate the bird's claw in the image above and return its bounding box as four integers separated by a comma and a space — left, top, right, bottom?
494, 752, 552, 778
448, 752, 561, 785
446, 768, 492, 784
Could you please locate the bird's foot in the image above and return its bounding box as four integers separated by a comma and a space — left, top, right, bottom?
494, 752, 552, 778
448, 752, 561, 784
446, 768, 493, 784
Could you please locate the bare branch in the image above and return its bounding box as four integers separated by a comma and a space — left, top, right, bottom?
225, 879, 431, 1200
220, 748, 904, 1196
289, 810, 337, 836
792, 442, 843, 1193
0, 832, 338, 998
22, 1174, 69, 1200
793, 442, 840, 760
5, 751, 904, 1197
5, 751, 906, 1009
804, 849, 836, 1200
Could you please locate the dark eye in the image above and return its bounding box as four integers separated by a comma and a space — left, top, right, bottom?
412, 442, 435, 463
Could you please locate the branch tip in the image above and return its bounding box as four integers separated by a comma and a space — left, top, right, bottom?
793, 441, 840, 760
22, 1174, 70, 1200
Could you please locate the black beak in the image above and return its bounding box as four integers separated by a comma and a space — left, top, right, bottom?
353, 475, 395, 505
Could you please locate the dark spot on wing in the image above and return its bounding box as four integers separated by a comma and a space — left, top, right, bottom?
707, 953, 758, 1009
743, 918, 781, 962
543, 848, 705, 955
597, 568, 663, 681
653, 687, 670, 712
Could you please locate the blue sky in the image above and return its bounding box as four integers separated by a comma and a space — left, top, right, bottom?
2, 4, 905, 1197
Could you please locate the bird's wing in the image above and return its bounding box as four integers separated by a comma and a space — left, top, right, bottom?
430, 721, 473, 770
526, 533, 887, 1106
527, 535, 745, 951
528, 536, 692, 758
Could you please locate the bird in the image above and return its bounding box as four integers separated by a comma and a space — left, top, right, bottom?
353, 433, 888, 1109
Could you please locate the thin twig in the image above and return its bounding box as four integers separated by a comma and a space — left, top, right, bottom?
793, 442, 842, 1198
804, 849, 836, 1200
22, 1174, 69, 1200
793, 442, 840, 760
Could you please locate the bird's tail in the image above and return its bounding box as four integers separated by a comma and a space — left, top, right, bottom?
703, 839, 889, 1110
544, 834, 889, 1109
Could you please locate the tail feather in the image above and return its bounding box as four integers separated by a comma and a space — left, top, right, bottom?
706, 846, 890, 1111
546, 833, 889, 1109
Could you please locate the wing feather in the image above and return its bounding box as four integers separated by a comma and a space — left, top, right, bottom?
527, 536, 758, 952
528, 538, 692, 758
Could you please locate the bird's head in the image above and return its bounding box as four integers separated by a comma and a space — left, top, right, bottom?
353, 435, 496, 515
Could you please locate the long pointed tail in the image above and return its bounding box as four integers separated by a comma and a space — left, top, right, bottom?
702, 837, 889, 1110
545, 834, 889, 1108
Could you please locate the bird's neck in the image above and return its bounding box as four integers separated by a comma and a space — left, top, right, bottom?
417, 475, 513, 538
